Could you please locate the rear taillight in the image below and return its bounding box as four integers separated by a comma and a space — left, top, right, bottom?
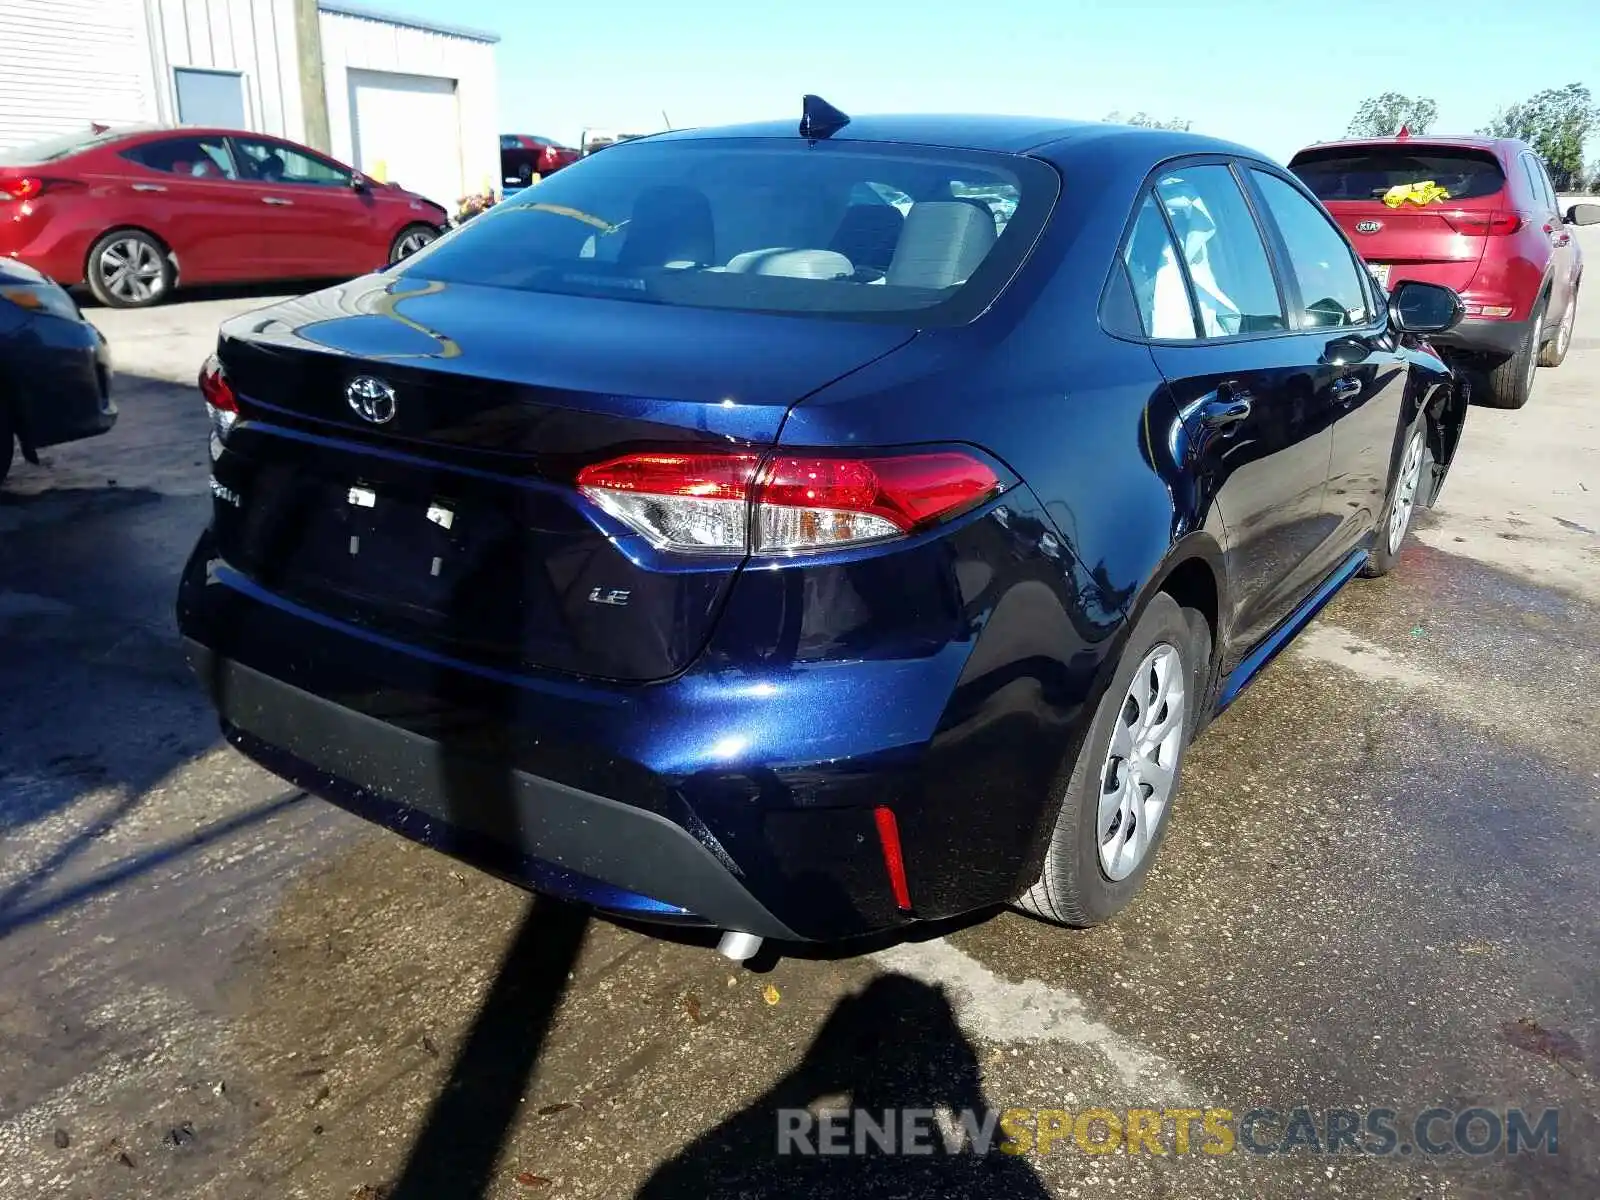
576, 449, 1004, 554
199, 355, 239, 460
0, 177, 43, 201
1442, 211, 1525, 236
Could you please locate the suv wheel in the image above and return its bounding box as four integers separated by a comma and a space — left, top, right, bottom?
1481, 297, 1546, 409
1016, 593, 1208, 927
1539, 286, 1578, 369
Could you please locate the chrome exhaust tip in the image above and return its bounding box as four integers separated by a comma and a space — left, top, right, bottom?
716, 930, 763, 962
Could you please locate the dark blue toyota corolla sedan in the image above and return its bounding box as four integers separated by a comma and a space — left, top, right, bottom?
177, 101, 1469, 956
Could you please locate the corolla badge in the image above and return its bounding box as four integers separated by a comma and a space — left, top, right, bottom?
346, 376, 397, 424
1355, 220, 1383, 234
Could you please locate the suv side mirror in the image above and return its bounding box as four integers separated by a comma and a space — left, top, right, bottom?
1389, 281, 1463, 335
1565, 202, 1600, 227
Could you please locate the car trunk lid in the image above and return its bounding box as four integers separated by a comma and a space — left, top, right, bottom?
210, 274, 915, 682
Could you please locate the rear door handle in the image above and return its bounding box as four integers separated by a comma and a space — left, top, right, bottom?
1331, 376, 1363, 403
262, 197, 293, 206
131, 183, 166, 193
1200, 389, 1253, 432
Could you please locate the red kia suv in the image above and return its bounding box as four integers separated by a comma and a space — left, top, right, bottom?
0, 126, 449, 308
1290, 135, 1598, 409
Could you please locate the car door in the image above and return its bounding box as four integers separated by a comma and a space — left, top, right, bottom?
231, 137, 374, 278
113, 135, 262, 281
1526, 154, 1578, 325
1247, 168, 1411, 558
1133, 161, 1341, 658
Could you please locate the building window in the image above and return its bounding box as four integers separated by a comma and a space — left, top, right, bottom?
174, 68, 247, 129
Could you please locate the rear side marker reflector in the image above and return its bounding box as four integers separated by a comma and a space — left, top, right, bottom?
576, 449, 1003, 554
874, 805, 913, 911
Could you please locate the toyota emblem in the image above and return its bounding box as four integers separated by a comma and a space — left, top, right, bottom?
346, 376, 397, 424
1355, 220, 1383, 235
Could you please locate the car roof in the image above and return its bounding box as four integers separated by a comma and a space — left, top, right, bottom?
645, 113, 1266, 161
1291, 135, 1527, 158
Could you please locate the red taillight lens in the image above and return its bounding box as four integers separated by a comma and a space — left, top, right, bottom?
0, 177, 44, 201
1442, 211, 1524, 236
199, 355, 239, 458
577, 449, 1003, 554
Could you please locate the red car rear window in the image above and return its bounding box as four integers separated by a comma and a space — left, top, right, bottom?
1290, 147, 1506, 202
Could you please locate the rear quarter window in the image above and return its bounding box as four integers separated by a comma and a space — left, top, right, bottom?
1289, 148, 1506, 202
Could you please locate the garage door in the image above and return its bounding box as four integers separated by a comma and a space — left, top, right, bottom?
0, 0, 154, 151
347, 69, 461, 211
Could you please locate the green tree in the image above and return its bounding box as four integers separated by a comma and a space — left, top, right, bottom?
1103, 110, 1192, 132
1480, 83, 1599, 190
1346, 92, 1439, 137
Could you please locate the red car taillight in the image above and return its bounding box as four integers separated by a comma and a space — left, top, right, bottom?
199, 355, 239, 459
576, 449, 1004, 554
0, 177, 43, 201
1442, 211, 1525, 236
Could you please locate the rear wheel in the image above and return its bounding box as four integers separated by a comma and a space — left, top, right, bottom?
1539, 285, 1578, 368
389, 224, 439, 264
0, 400, 14, 486
1361, 421, 1428, 578
1480, 297, 1545, 409
86, 230, 173, 308
1016, 593, 1208, 927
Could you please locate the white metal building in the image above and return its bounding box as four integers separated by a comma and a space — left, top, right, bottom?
0, 0, 499, 208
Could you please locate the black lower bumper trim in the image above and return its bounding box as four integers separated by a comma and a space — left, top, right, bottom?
186, 640, 799, 941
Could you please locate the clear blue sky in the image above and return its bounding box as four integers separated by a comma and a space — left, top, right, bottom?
374, 0, 1598, 164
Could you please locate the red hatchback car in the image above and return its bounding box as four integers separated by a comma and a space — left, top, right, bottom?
1290, 135, 1598, 408
0, 126, 450, 308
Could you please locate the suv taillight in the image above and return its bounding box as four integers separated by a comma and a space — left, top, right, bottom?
199, 355, 239, 460
1442, 211, 1525, 236
577, 449, 1005, 554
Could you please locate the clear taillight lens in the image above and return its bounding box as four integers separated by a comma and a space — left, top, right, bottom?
198, 355, 239, 460
576, 449, 1003, 555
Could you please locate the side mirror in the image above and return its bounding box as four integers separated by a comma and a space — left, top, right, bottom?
350, 174, 369, 192
1565, 202, 1600, 227
1389, 280, 1463, 336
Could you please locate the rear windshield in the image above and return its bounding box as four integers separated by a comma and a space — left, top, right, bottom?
399, 137, 1058, 325
0, 126, 148, 166
1289, 147, 1506, 202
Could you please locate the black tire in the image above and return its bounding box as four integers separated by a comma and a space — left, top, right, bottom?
0, 400, 13, 486
1016, 592, 1209, 927
1480, 297, 1545, 409
1361, 418, 1430, 578
389, 223, 439, 264
85, 229, 174, 309
1539, 285, 1578, 369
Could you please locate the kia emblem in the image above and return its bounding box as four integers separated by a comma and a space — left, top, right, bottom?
346, 376, 397, 424
1355, 220, 1382, 235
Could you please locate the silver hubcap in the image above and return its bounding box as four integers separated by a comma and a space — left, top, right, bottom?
1388, 428, 1426, 554
394, 229, 436, 261
1098, 643, 1186, 881
98, 237, 165, 302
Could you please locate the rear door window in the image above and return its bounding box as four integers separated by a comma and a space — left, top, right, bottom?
1152, 163, 1285, 337
1121, 194, 1197, 339
1290, 148, 1506, 203
396, 138, 1058, 326
120, 136, 238, 179
1250, 171, 1371, 329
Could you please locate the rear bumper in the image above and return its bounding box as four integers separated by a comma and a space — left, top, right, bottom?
1427, 313, 1533, 360
187, 639, 799, 939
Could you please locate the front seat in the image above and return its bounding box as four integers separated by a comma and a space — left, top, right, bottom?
618, 186, 715, 268
828, 204, 905, 274
886, 201, 996, 289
